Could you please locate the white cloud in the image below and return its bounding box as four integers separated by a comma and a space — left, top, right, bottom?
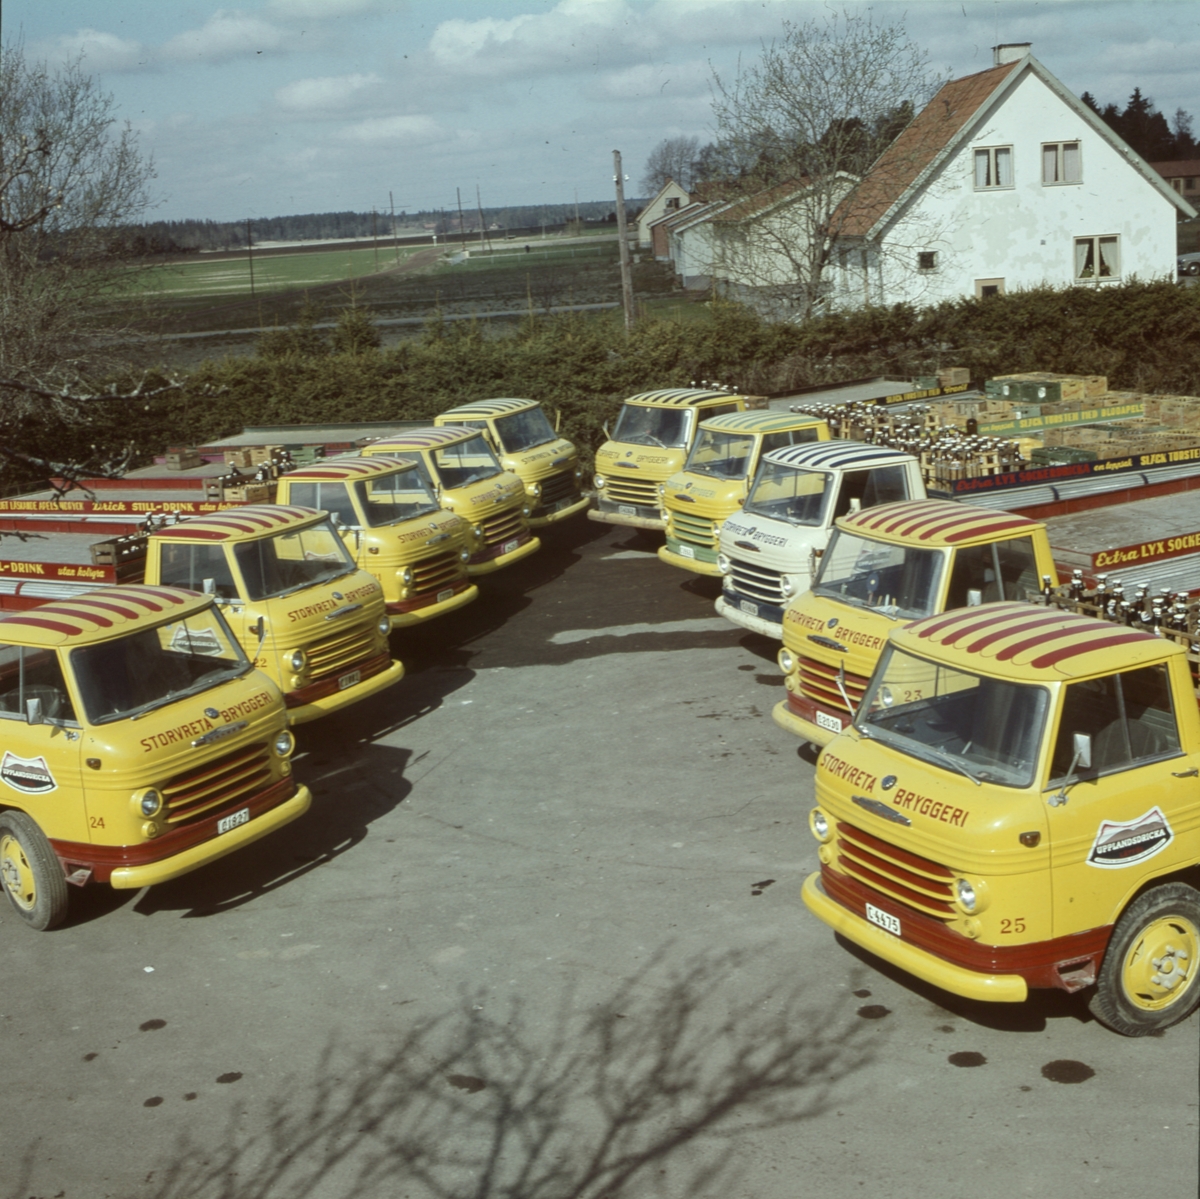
342, 114, 444, 144
162, 10, 298, 64
590, 59, 711, 102
29, 29, 146, 73
276, 73, 383, 112
266, 0, 388, 17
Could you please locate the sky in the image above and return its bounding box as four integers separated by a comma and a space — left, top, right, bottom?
5, 0, 1199, 224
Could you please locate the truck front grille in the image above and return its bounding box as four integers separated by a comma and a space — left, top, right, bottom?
412, 549, 464, 592
798, 654, 869, 714
604, 475, 659, 508
307, 621, 377, 680
161, 741, 273, 826
729, 559, 784, 604
538, 469, 578, 507
481, 502, 526, 547
669, 510, 718, 550
836, 821, 956, 921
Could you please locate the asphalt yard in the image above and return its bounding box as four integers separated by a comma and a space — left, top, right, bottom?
4, 516, 1198, 1199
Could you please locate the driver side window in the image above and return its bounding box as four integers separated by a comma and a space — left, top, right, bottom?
0, 643, 78, 724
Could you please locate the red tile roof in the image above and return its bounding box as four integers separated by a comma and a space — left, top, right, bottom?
835, 60, 1022, 238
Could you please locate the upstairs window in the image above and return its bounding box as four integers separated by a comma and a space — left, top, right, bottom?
1075, 235, 1119, 282
974, 146, 1013, 189
917, 251, 937, 271
1042, 141, 1081, 184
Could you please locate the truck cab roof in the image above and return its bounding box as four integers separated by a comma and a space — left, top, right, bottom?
892, 600, 1178, 682
837, 498, 1044, 549
697, 410, 824, 434
623, 389, 757, 408
282, 456, 420, 483
149, 504, 326, 544
0, 585, 213, 648
438, 398, 541, 419
364, 426, 481, 453
762, 441, 918, 471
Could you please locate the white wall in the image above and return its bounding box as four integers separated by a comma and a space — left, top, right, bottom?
636, 181, 690, 247
871, 68, 1180, 306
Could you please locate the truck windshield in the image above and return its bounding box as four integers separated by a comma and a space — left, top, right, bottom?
744, 463, 830, 525
432, 434, 503, 488
858, 645, 1048, 788
611, 404, 692, 450
684, 429, 756, 479
494, 407, 556, 453
814, 530, 944, 620
353, 471, 440, 527
70, 607, 251, 724
233, 518, 356, 600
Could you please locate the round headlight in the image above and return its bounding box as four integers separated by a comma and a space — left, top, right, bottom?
377, 616, 391, 636
459, 548, 471, 563
529, 482, 542, 498
288, 648, 306, 672
401, 566, 414, 586
594, 474, 606, 489
657, 482, 666, 498
780, 575, 796, 599
810, 808, 831, 842
522, 505, 532, 517
717, 552, 731, 575
273, 729, 295, 757
137, 788, 163, 818
777, 648, 795, 674
955, 879, 977, 913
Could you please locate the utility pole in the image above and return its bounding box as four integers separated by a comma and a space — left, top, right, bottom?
456, 187, 467, 247
371, 208, 379, 271
390, 191, 399, 264
246, 217, 255, 297
476, 184, 491, 253
613, 150, 635, 334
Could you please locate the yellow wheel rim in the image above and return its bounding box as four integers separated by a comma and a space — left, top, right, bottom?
0, 832, 37, 913
1121, 914, 1200, 1012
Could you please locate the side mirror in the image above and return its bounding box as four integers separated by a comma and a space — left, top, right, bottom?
25, 697, 43, 725
967, 588, 983, 607
1072, 731, 1092, 770
554, 408, 562, 433
603, 421, 611, 439
202, 577, 216, 595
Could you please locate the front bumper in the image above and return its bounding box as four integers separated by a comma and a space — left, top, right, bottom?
109, 785, 313, 890
387, 583, 479, 628
802, 873, 1029, 1003
286, 658, 405, 725
657, 542, 722, 576
466, 534, 541, 576
771, 696, 839, 745
714, 594, 785, 638
528, 494, 589, 527
588, 499, 665, 530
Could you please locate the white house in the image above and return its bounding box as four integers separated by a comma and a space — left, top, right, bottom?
830, 43, 1197, 307
636, 179, 690, 248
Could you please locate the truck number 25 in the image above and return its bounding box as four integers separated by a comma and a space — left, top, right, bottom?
1000, 917, 1026, 934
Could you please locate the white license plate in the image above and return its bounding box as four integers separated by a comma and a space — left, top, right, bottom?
618, 505, 637, 516
553, 497, 572, 512
866, 902, 901, 937
338, 669, 361, 691
501, 538, 520, 555
739, 599, 758, 616
218, 807, 250, 835
816, 710, 843, 734
678, 545, 696, 559
437, 588, 455, 602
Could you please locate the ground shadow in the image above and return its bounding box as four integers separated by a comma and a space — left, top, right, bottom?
833, 934, 1094, 1031
115, 948, 876, 1199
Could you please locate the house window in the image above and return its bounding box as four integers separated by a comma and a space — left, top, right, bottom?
665, 197, 680, 210
1186, 178, 1198, 192
974, 146, 1013, 189
975, 278, 1005, 298
917, 251, 937, 271
1170, 179, 1184, 193
1074, 235, 1119, 282
1042, 141, 1081, 184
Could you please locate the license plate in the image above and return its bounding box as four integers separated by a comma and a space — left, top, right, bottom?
218, 807, 250, 835
866, 902, 901, 937
678, 545, 696, 559
338, 669, 361, 690
553, 497, 572, 512
501, 538, 520, 555
618, 505, 637, 516
739, 599, 758, 616
437, 588, 454, 602
816, 710, 842, 734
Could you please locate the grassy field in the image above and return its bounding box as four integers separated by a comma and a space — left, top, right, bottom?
137, 244, 428, 299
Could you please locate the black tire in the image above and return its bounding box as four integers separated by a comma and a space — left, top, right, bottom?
1187, 262, 1200, 277
0, 810, 69, 931
1089, 882, 1200, 1036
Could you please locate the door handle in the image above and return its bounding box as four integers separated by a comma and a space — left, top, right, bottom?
1171, 768, 1198, 777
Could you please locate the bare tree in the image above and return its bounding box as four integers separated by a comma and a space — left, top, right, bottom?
640, 135, 701, 195
706, 10, 940, 319
0, 41, 160, 492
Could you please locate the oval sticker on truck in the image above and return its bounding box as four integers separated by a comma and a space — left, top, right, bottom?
1, 751, 57, 794
1087, 806, 1173, 868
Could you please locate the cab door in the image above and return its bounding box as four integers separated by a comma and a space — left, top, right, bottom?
1044, 662, 1198, 938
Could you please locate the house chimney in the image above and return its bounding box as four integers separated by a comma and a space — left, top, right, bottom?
993, 43, 1032, 66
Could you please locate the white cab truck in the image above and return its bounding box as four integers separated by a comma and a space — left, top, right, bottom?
715, 442, 926, 639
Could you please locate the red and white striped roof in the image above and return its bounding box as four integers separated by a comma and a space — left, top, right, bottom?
839, 499, 1042, 546
152, 505, 323, 542
363, 426, 480, 453
0, 585, 207, 646
283, 456, 418, 482
894, 601, 1175, 680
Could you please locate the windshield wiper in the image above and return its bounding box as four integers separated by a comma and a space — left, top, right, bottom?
922, 743, 985, 786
